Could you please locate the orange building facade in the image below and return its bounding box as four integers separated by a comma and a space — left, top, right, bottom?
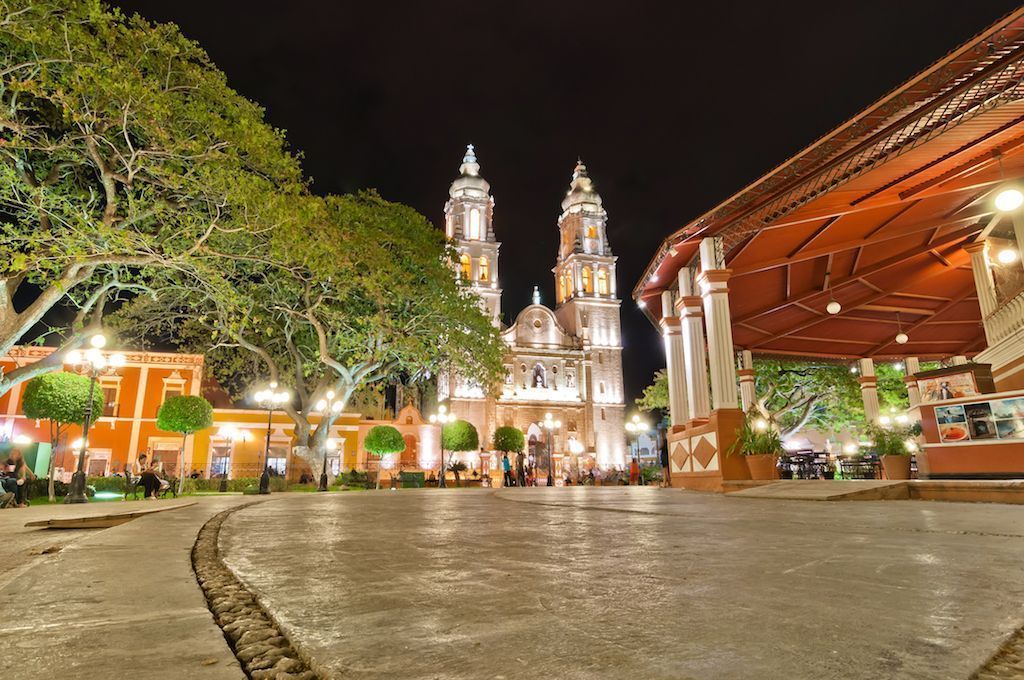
0, 346, 364, 481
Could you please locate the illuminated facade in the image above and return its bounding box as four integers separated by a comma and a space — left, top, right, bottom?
443, 148, 626, 469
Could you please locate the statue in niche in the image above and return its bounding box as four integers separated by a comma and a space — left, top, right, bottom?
532, 363, 547, 388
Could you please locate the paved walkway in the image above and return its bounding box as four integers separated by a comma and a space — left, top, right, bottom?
219, 488, 1024, 680
0, 496, 253, 680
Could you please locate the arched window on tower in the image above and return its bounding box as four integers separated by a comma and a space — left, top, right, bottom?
586, 225, 597, 239
468, 208, 481, 240
582, 267, 593, 294
459, 253, 471, 279
597, 269, 609, 295
479, 255, 489, 282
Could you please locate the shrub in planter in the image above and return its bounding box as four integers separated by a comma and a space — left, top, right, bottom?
865, 422, 922, 480
729, 415, 784, 480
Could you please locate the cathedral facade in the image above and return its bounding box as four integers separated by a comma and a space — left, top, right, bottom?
440, 146, 627, 471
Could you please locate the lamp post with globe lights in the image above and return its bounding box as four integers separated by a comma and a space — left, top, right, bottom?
541, 412, 561, 487
625, 414, 650, 486
253, 383, 290, 494
429, 405, 456, 488
64, 334, 126, 503
315, 391, 344, 492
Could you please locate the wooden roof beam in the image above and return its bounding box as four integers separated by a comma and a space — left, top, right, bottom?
732, 225, 980, 325
866, 285, 978, 354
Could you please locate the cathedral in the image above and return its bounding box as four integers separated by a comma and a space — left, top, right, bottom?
440, 145, 627, 472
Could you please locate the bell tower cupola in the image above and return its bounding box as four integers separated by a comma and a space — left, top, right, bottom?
444, 144, 502, 325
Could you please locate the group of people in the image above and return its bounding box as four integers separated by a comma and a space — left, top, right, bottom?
498, 436, 672, 488
130, 453, 170, 499
1, 449, 34, 508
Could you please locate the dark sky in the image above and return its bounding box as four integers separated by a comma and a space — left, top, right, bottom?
112, 0, 1022, 406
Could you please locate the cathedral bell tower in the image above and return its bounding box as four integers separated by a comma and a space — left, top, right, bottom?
552, 160, 625, 467
444, 144, 502, 326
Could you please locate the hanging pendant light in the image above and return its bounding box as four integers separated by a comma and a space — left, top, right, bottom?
825, 271, 841, 314
895, 312, 909, 345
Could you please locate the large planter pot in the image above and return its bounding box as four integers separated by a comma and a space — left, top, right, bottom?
881, 455, 912, 480
746, 454, 779, 480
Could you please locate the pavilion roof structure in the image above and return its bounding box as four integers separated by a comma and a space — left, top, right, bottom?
635, 8, 1024, 361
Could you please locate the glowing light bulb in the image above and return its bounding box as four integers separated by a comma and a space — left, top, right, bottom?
997, 248, 1019, 264
995, 187, 1024, 212
89, 334, 107, 349
826, 300, 842, 315
895, 332, 909, 345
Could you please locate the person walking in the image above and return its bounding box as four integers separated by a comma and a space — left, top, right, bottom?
515, 451, 526, 487
629, 456, 640, 486
502, 453, 514, 487
659, 432, 672, 487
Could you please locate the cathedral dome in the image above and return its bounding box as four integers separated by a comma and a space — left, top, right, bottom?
560, 159, 604, 214
449, 144, 491, 199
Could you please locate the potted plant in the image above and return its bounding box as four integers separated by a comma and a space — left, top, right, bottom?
865, 421, 922, 480
730, 415, 784, 480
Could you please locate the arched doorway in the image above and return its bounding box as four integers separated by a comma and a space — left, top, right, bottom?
402, 434, 418, 468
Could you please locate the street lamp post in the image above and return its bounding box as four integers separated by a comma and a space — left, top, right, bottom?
541, 412, 561, 487
429, 405, 456, 488
315, 390, 344, 492
64, 334, 126, 503
254, 382, 290, 495
625, 414, 650, 486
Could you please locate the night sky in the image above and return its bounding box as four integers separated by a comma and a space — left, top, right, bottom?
112, 0, 1022, 406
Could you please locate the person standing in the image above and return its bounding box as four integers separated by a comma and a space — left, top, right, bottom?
629, 456, 640, 486
502, 453, 514, 487
660, 432, 671, 488
515, 451, 526, 487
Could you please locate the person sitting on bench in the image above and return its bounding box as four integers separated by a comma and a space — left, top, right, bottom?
134, 454, 162, 500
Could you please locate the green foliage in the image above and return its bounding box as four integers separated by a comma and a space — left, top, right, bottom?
364, 425, 406, 456
442, 419, 479, 452
492, 426, 525, 453
448, 461, 468, 473
636, 369, 669, 413
729, 414, 784, 456
864, 422, 923, 457
332, 469, 371, 489
0, 0, 304, 393
22, 372, 104, 425
753, 359, 908, 437
156, 395, 213, 435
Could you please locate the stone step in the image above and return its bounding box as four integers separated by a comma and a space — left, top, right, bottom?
726, 480, 909, 501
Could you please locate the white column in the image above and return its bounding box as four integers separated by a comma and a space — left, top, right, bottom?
904, 357, 921, 408
738, 350, 756, 412
699, 240, 739, 411
965, 241, 997, 343
678, 283, 711, 421
858, 358, 881, 424
660, 291, 688, 427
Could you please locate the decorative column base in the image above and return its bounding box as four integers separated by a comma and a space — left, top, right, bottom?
667, 408, 748, 492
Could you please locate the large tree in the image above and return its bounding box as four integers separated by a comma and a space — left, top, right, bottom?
117, 192, 504, 476
0, 0, 303, 393
635, 359, 909, 438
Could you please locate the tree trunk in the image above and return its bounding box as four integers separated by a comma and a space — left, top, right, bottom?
177, 433, 188, 496
47, 422, 60, 503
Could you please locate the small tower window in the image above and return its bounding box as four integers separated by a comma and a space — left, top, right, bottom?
597, 269, 609, 295
587, 225, 597, 239
558, 274, 567, 302
459, 253, 471, 279
479, 255, 489, 281
582, 267, 593, 293
468, 208, 481, 240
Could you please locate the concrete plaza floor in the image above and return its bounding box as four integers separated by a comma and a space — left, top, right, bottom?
220, 488, 1024, 680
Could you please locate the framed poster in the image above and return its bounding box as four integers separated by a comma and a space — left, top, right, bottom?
918, 372, 979, 403
935, 398, 1024, 443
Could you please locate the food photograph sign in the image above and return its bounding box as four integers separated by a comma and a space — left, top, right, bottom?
936, 397, 1024, 443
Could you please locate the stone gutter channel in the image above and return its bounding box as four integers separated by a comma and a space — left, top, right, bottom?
192, 505, 323, 680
